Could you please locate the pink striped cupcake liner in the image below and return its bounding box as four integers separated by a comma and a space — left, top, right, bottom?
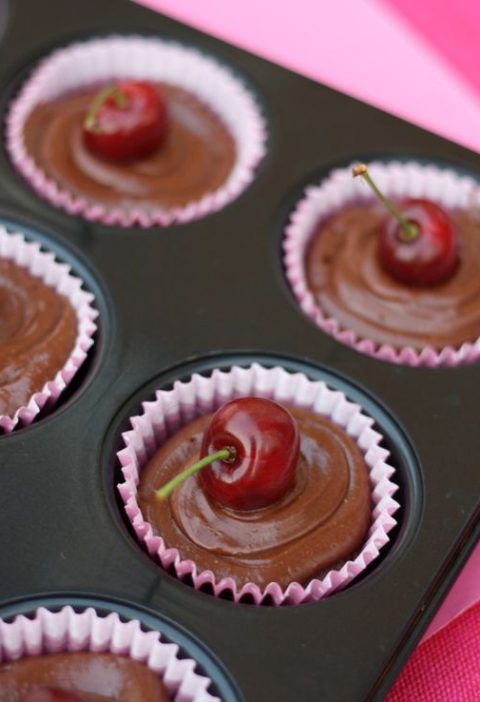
0, 226, 97, 433
284, 160, 480, 367
0, 604, 220, 701
117, 363, 400, 606
6, 35, 267, 228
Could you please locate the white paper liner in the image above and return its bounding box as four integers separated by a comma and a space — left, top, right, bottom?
6, 35, 267, 228
0, 604, 220, 701
284, 160, 480, 367
0, 227, 97, 433
117, 363, 399, 606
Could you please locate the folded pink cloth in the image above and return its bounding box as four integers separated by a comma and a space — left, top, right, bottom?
387, 601, 480, 701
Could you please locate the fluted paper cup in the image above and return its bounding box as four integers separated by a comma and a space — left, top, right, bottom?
0, 604, 220, 701
6, 36, 267, 228
0, 226, 97, 433
284, 160, 480, 367
117, 363, 399, 605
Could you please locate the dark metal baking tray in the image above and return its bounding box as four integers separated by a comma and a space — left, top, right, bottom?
0, 0, 479, 700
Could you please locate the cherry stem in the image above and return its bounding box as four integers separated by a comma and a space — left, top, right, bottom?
84, 85, 128, 132
154, 447, 235, 501
352, 163, 419, 241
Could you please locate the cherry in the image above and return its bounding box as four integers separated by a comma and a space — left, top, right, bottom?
83, 81, 167, 162
199, 397, 300, 510
155, 397, 300, 511
378, 198, 459, 285
353, 164, 459, 286
20, 688, 83, 702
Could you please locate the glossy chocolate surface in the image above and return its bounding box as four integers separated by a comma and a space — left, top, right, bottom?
23, 84, 236, 210
0, 653, 169, 702
305, 204, 480, 350
0, 258, 77, 416
138, 406, 371, 589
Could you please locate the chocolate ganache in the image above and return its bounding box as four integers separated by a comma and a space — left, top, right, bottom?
23, 84, 236, 211
138, 405, 371, 589
305, 204, 480, 350
0, 652, 169, 701
0, 258, 77, 417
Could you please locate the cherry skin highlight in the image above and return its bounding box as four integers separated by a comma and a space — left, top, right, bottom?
378, 198, 459, 286
20, 688, 83, 702
199, 397, 300, 511
83, 81, 167, 162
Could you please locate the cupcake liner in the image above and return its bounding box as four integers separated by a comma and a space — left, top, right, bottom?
117, 363, 400, 606
0, 604, 220, 701
284, 160, 480, 367
0, 226, 97, 433
6, 36, 267, 227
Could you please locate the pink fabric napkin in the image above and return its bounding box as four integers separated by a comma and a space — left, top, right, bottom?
387, 601, 480, 701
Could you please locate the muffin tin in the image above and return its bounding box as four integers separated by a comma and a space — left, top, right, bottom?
0, 0, 479, 700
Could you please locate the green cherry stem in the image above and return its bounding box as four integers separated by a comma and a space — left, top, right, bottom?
84, 85, 128, 132
154, 447, 235, 501
352, 163, 419, 241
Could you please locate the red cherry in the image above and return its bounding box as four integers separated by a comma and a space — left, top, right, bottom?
353, 165, 460, 287
198, 397, 300, 511
83, 81, 167, 162
20, 688, 83, 702
378, 198, 459, 286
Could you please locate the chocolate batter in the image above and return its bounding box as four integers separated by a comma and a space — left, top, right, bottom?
305, 204, 480, 350
0, 653, 169, 701
0, 258, 77, 417
138, 406, 371, 589
23, 84, 236, 210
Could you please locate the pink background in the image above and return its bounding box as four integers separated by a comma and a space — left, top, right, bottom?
138, 0, 480, 155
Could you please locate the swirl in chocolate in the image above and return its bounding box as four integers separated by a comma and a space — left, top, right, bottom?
138, 406, 371, 588
0, 653, 169, 701
23, 84, 236, 210
305, 204, 480, 350
0, 259, 77, 417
